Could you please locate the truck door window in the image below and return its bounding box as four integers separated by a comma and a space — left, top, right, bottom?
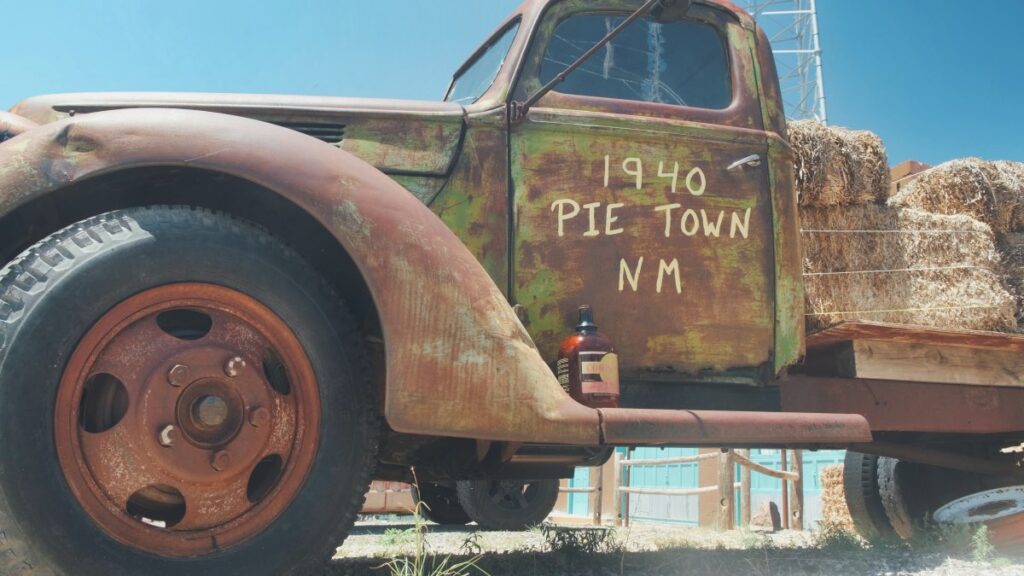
539, 14, 731, 109
446, 22, 521, 105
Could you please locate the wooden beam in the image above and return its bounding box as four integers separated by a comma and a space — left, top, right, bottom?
823, 339, 1024, 388
807, 320, 1024, 355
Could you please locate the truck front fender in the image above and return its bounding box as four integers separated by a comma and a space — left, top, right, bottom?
0, 108, 600, 445
0, 111, 37, 142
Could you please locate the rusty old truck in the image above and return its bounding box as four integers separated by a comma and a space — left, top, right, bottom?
1, 0, 1022, 573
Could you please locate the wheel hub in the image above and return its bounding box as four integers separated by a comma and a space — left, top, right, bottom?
194, 396, 228, 427
55, 283, 321, 558
176, 378, 246, 447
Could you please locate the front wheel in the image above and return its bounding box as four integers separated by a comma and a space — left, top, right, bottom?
415, 483, 471, 525
0, 207, 377, 576
456, 479, 560, 531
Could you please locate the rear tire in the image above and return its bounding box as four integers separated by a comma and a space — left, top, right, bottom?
843, 451, 896, 541
0, 207, 377, 575
877, 457, 916, 540
848, 449, 1007, 543
456, 479, 559, 531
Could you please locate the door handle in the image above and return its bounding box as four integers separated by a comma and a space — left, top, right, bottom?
727, 154, 762, 171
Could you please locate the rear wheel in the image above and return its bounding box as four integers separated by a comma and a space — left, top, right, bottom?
0, 207, 377, 576
414, 483, 470, 525
935, 486, 1024, 548
456, 479, 559, 531
847, 449, 1006, 543
843, 451, 896, 541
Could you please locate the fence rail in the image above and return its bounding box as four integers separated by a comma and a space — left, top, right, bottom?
558, 449, 804, 530
618, 452, 720, 467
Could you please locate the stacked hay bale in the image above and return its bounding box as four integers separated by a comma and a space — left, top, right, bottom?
790, 120, 890, 206
801, 207, 1015, 331
818, 464, 855, 533
790, 121, 1018, 332
888, 159, 1024, 236
889, 158, 1024, 327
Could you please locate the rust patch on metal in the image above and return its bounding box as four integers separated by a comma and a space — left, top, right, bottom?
0, 108, 600, 445
987, 510, 1024, 549
54, 283, 320, 557
430, 108, 511, 291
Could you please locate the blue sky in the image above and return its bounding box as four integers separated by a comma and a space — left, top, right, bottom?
3, 1, 1021, 165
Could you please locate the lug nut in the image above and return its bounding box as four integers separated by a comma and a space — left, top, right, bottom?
249, 407, 271, 428
211, 450, 232, 471
167, 364, 190, 387
158, 425, 176, 448
224, 356, 247, 378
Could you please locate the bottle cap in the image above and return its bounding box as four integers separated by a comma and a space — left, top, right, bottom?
576, 305, 598, 332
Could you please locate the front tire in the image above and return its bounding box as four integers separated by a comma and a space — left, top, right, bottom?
456, 479, 560, 531
414, 483, 471, 526
0, 207, 377, 575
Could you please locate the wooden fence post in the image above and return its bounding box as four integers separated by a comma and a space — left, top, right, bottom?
612, 451, 622, 527
592, 465, 603, 526
716, 450, 735, 531
790, 450, 804, 531
739, 449, 752, 528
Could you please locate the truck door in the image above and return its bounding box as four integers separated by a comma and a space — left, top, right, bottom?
510, 2, 775, 386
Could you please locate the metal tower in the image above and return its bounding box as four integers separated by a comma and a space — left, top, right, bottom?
738, 0, 828, 124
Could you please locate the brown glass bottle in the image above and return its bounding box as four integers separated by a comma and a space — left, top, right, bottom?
556, 305, 620, 408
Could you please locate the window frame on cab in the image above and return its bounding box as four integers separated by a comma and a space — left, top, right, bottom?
511, 1, 764, 131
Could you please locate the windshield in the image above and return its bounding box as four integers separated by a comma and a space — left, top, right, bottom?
446, 22, 520, 105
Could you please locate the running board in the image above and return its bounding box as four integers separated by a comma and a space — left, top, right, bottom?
597, 408, 872, 447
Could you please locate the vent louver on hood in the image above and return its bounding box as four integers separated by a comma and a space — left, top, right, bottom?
272, 121, 346, 145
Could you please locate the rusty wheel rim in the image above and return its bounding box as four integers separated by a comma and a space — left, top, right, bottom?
55, 283, 321, 557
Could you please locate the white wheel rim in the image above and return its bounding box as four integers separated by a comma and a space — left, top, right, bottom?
934, 486, 1024, 524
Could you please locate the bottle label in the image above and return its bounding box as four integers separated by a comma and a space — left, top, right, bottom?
556, 357, 571, 393
579, 352, 619, 395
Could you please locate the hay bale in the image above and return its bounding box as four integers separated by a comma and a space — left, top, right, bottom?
888, 158, 1024, 237
788, 121, 890, 207
802, 204, 1017, 332
1001, 233, 1024, 327
819, 464, 855, 533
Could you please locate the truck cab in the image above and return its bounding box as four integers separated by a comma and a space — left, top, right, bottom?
447, 0, 802, 392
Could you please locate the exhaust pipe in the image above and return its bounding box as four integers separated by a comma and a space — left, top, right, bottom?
599, 408, 872, 447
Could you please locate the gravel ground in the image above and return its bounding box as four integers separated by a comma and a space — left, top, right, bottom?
318, 519, 1024, 576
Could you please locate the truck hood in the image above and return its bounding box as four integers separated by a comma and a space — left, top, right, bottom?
11, 92, 467, 177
